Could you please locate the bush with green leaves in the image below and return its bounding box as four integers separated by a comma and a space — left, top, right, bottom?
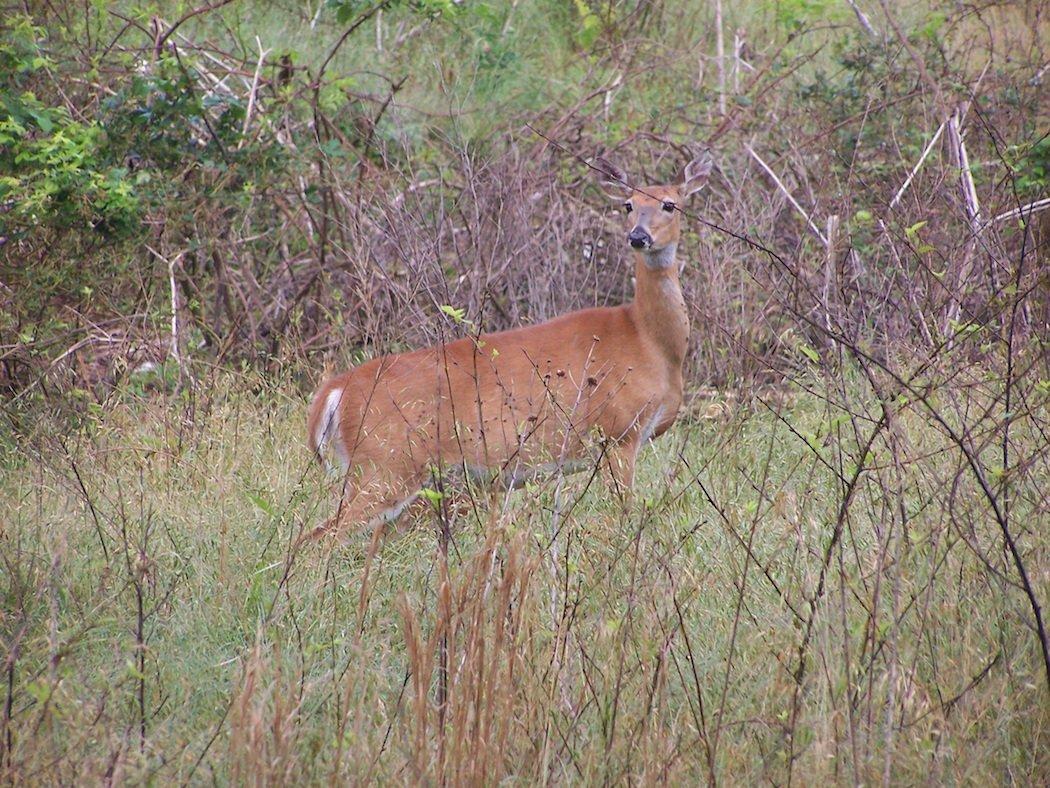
0, 19, 141, 238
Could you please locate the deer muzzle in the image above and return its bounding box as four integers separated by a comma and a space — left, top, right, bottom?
628, 227, 652, 249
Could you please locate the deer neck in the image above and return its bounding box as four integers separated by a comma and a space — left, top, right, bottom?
630, 244, 689, 369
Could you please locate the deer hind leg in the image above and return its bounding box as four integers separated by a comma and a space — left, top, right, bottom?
310, 465, 422, 542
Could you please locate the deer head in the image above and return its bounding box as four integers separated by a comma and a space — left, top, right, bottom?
594, 152, 713, 267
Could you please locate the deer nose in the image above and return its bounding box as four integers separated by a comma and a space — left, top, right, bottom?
628, 228, 652, 248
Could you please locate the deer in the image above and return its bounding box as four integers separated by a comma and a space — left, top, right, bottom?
306, 151, 713, 538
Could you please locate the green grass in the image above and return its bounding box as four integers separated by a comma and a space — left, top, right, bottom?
2, 369, 1045, 783
3, 0, 1048, 782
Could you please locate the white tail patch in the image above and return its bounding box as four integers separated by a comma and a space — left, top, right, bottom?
314, 387, 348, 473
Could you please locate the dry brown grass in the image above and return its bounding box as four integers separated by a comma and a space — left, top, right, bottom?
2, 0, 1048, 783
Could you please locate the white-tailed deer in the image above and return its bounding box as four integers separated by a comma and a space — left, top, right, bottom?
307, 151, 713, 537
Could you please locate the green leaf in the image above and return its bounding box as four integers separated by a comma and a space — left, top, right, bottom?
27, 108, 52, 133
440, 304, 466, 323
904, 220, 927, 241
420, 487, 444, 504
798, 342, 820, 364
573, 0, 602, 49
125, 658, 146, 680
245, 490, 274, 516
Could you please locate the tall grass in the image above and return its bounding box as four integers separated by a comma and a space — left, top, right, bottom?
2, 359, 1046, 782
2, 0, 1048, 783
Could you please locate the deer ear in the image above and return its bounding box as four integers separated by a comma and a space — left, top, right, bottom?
681, 151, 714, 197
593, 156, 631, 200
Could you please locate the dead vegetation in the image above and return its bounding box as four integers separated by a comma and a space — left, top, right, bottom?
1, 0, 1048, 783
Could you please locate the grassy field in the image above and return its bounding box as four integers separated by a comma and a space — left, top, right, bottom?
2, 361, 1046, 783
2, 0, 1048, 783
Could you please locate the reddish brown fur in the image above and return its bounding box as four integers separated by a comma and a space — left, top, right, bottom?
307, 154, 712, 536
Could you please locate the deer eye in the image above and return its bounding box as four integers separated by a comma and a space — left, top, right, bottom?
662, 201, 676, 213
623, 202, 633, 214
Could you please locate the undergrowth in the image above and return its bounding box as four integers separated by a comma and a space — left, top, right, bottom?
1, 363, 1046, 782
1, 0, 1047, 783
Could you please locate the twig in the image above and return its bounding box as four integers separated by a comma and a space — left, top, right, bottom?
146, 246, 188, 383
843, 0, 878, 38
315, 0, 394, 88
824, 214, 839, 342
876, 0, 946, 111
154, 0, 238, 54
947, 110, 982, 235
715, 0, 726, 115
889, 121, 945, 208
240, 36, 270, 144
985, 197, 1050, 228
943, 109, 982, 334
746, 144, 829, 246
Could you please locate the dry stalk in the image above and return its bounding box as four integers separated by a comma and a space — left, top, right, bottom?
746, 145, 830, 247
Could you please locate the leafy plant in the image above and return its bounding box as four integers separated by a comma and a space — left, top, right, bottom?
0, 19, 141, 237
1008, 136, 1050, 197
773, 0, 831, 31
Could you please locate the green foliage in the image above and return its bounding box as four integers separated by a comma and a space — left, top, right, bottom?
326, 0, 461, 25
0, 18, 140, 237
0, 14, 296, 361
904, 220, 934, 254
0, 107, 141, 236
573, 0, 604, 49
99, 54, 270, 177
2, 370, 1045, 782
439, 303, 468, 323
918, 10, 948, 41
773, 0, 832, 31
1007, 136, 1050, 197
0, 14, 51, 80
0, 16, 288, 244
